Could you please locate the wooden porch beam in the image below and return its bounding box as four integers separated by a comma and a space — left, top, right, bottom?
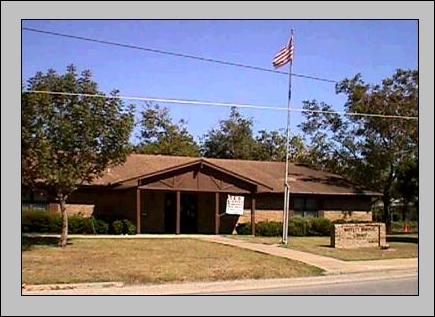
176, 191, 181, 234
215, 192, 220, 234
136, 188, 141, 234
251, 193, 256, 236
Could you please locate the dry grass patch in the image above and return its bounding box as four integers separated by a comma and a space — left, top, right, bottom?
285, 237, 418, 261
229, 235, 418, 261
22, 237, 323, 285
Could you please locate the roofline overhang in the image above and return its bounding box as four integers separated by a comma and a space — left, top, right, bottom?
110, 158, 274, 191
286, 191, 383, 196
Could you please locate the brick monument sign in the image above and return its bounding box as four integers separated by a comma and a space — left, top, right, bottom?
331, 223, 388, 249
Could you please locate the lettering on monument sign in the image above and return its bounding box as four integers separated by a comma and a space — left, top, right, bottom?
331, 223, 388, 249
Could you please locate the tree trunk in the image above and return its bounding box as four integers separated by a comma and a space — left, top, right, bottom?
59, 197, 68, 248
382, 194, 392, 234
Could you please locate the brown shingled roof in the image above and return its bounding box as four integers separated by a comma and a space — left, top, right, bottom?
90, 154, 380, 196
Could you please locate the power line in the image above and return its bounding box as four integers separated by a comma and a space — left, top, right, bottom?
22, 27, 338, 84
24, 90, 419, 120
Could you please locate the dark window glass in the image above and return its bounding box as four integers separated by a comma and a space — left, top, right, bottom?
294, 198, 304, 210
306, 199, 317, 211
293, 198, 318, 217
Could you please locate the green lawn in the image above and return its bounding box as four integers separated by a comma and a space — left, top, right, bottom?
22, 237, 323, 285
228, 235, 418, 261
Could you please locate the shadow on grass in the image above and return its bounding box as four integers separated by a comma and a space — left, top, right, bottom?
319, 244, 334, 248
387, 236, 419, 244
22, 236, 73, 251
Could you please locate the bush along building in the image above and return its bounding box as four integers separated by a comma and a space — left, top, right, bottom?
22, 154, 381, 234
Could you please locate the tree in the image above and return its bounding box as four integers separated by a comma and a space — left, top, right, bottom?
299, 69, 418, 233
22, 65, 135, 247
254, 130, 308, 163
135, 104, 200, 157
202, 107, 257, 159
254, 129, 286, 161
394, 159, 418, 221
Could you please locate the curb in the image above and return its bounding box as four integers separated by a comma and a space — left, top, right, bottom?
23, 269, 417, 295
22, 281, 124, 292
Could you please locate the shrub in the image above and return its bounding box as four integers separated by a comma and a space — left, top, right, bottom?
22, 209, 110, 234
392, 221, 418, 233
256, 221, 283, 237
91, 218, 109, 234
235, 222, 252, 235
112, 220, 124, 235
111, 219, 136, 235
68, 215, 94, 234
308, 218, 333, 236
123, 219, 137, 235
234, 218, 337, 237
288, 217, 310, 236
22, 209, 61, 233
332, 219, 372, 224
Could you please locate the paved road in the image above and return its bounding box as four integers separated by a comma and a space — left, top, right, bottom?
200, 276, 418, 295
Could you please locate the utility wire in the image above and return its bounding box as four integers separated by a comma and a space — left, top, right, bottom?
22, 27, 338, 84
24, 90, 418, 120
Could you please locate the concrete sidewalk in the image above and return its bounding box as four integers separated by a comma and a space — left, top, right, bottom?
198, 236, 418, 275
23, 269, 417, 295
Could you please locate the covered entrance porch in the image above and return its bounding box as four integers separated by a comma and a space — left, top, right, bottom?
133, 159, 272, 235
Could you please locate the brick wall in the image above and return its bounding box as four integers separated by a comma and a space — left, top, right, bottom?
331, 223, 387, 249
320, 210, 373, 222
48, 203, 94, 217
237, 210, 282, 224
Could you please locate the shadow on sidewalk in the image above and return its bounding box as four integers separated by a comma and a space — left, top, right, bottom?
22, 236, 72, 251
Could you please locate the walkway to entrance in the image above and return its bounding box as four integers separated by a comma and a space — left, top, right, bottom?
198, 236, 418, 275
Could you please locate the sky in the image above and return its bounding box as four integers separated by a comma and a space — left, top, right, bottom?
22, 20, 418, 143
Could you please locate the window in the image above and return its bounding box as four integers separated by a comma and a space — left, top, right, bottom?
293, 198, 318, 217
294, 198, 304, 210
306, 199, 316, 211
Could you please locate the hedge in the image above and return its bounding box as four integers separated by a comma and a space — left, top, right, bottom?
22, 209, 110, 234
22, 209, 61, 233
331, 219, 372, 224
236, 217, 333, 237
391, 221, 418, 233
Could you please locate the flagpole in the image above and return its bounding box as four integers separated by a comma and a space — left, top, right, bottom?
282, 29, 294, 245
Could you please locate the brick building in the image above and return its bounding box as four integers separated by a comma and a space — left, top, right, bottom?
23, 154, 381, 234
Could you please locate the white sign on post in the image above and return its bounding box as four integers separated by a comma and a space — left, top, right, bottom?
225, 195, 244, 215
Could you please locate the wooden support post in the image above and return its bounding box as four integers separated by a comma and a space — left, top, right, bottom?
215, 192, 220, 235
136, 188, 141, 234
176, 191, 181, 234
251, 193, 256, 236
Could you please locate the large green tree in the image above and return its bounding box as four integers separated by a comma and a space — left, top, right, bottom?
201, 107, 257, 159
254, 130, 308, 163
299, 69, 418, 233
22, 65, 135, 247
135, 104, 200, 157
202, 107, 310, 162
393, 159, 418, 220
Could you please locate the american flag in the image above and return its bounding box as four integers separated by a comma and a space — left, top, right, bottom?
272, 32, 294, 69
